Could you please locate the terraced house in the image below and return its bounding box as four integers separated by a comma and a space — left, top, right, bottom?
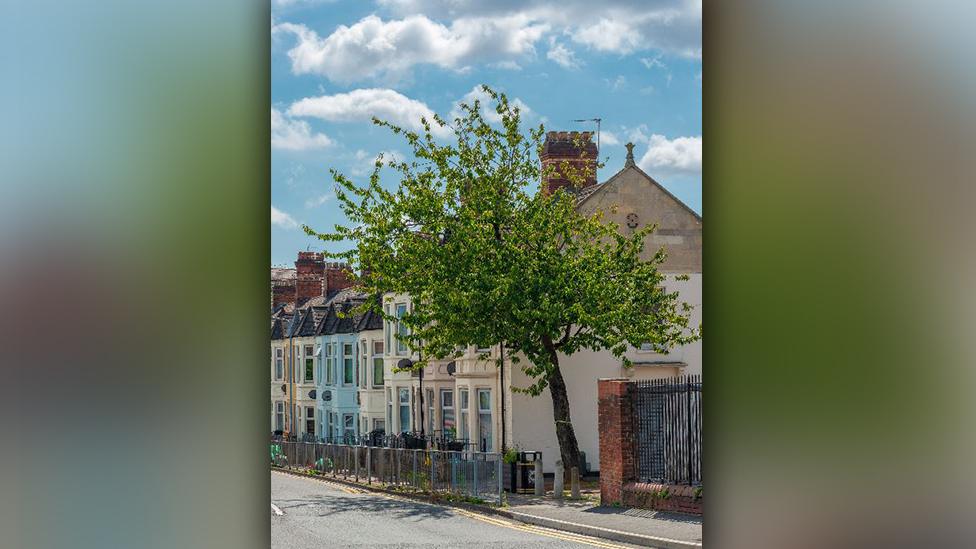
269, 131, 701, 476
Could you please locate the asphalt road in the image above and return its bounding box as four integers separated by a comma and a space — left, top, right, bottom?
271, 471, 643, 549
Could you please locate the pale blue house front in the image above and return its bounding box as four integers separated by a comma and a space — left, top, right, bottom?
316, 299, 363, 442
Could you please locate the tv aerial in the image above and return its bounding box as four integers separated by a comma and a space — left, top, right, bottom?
572, 118, 602, 154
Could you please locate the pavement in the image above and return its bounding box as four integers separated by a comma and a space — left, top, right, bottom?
504, 493, 702, 548
272, 470, 649, 548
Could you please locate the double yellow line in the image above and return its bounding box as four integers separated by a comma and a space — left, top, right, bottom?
453, 508, 633, 549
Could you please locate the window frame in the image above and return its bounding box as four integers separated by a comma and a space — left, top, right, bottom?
305, 406, 315, 435
372, 343, 385, 388
395, 303, 408, 354
304, 344, 315, 384
459, 389, 469, 441
477, 388, 492, 452
398, 387, 410, 433
441, 389, 455, 436
343, 343, 354, 385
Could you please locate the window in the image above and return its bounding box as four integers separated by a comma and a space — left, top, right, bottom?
293, 346, 300, 382
395, 303, 408, 353
316, 348, 322, 385
459, 390, 469, 441
398, 388, 410, 433
478, 389, 492, 452
426, 389, 434, 435
384, 304, 391, 353
326, 343, 334, 384
373, 418, 385, 432
476, 344, 491, 354
386, 388, 393, 431
275, 402, 284, 431
343, 343, 354, 384
441, 389, 455, 436
360, 340, 368, 387
306, 406, 315, 435
275, 348, 283, 380
372, 341, 385, 386
304, 345, 314, 383
343, 414, 355, 441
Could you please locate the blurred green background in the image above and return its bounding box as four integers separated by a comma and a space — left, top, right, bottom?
3, 1, 975, 548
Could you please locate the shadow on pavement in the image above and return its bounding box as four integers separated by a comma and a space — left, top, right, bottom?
581, 505, 702, 524
276, 493, 456, 522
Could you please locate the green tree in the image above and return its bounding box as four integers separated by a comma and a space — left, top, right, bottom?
306, 86, 700, 472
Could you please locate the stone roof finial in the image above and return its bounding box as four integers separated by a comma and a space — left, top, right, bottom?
624, 142, 636, 167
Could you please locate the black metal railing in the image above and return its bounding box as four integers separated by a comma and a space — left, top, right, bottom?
274, 430, 476, 452
270, 440, 504, 503
633, 374, 702, 485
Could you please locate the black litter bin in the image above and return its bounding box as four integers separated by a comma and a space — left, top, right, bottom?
507, 451, 540, 494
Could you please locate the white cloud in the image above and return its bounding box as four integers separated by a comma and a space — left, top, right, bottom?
273, 15, 548, 83
606, 75, 627, 91
640, 55, 667, 70
546, 37, 581, 69
284, 163, 306, 187
639, 135, 701, 174
624, 124, 651, 145
271, 205, 299, 229
600, 131, 620, 146
288, 88, 452, 138
378, 1, 701, 58
271, 108, 333, 151
576, 18, 644, 54
449, 86, 532, 124
489, 60, 523, 70
304, 194, 330, 208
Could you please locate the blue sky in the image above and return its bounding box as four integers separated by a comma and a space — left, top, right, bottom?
271, 0, 701, 267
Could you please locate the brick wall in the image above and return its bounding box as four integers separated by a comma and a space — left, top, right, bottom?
272, 281, 295, 309
540, 131, 598, 195
324, 262, 355, 295
598, 378, 635, 505
295, 252, 325, 304
598, 377, 703, 515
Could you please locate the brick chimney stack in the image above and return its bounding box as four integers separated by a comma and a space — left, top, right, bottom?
540, 131, 598, 196
323, 261, 355, 297
295, 251, 325, 305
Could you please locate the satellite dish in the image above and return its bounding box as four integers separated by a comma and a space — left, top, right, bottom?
308, 389, 317, 399
281, 384, 287, 394
446, 361, 456, 376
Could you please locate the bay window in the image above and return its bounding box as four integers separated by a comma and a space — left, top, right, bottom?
478, 389, 492, 452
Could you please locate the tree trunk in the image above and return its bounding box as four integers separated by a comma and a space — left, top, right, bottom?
544, 339, 581, 476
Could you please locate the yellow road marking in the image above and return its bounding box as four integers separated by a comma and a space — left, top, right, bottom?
453, 508, 632, 549
279, 472, 629, 548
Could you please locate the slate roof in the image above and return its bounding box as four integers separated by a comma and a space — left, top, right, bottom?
355, 307, 384, 332
315, 305, 341, 336
285, 309, 304, 338
271, 317, 287, 340
271, 267, 296, 281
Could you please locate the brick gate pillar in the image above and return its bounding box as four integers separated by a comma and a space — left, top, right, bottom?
598, 378, 635, 505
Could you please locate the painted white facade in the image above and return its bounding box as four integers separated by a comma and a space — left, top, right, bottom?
508, 273, 702, 473
356, 328, 387, 434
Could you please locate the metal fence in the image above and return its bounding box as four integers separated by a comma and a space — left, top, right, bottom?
270, 441, 504, 504
271, 431, 479, 452
633, 375, 702, 485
